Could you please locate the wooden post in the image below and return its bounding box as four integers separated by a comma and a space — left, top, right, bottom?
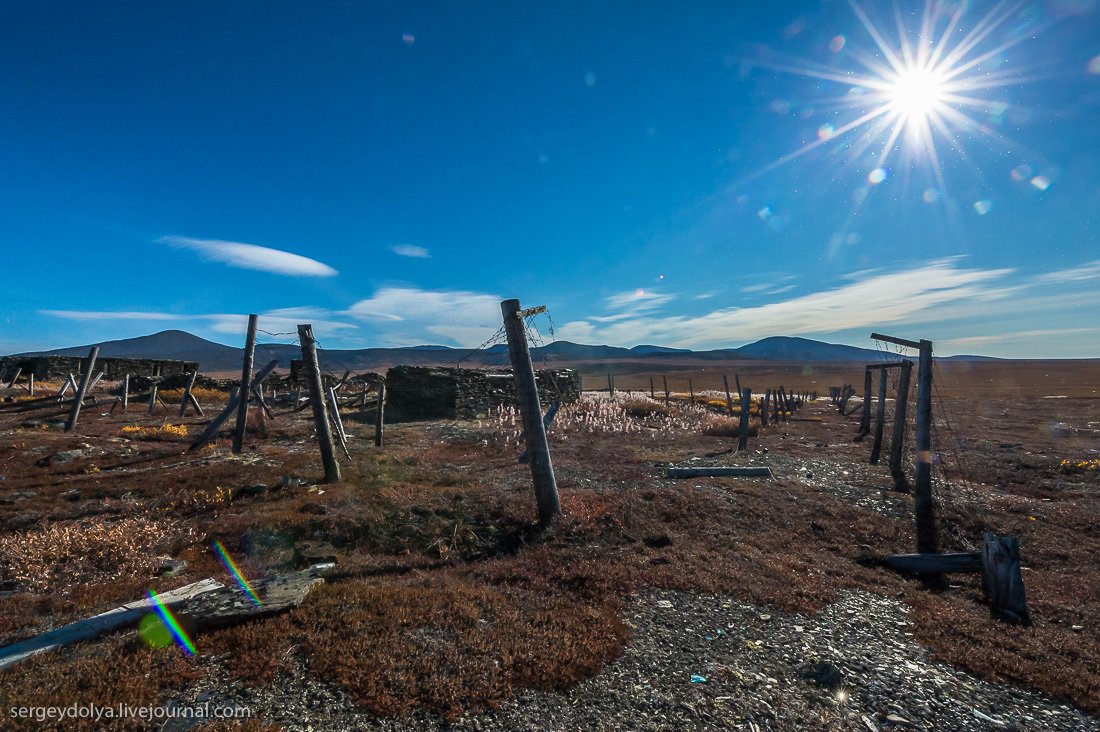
360, 381, 368, 410
663, 376, 670, 407
232, 314, 259, 455
179, 371, 199, 418
778, 386, 788, 422
722, 375, 733, 416
188, 388, 240, 452
121, 374, 129, 411
374, 382, 385, 447
297, 324, 341, 483
889, 360, 913, 491
501, 299, 561, 524
187, 391, 204, 417
27, 374, 34, 397
982, 533, 1030, 624
147, 384, 158, 414
859, 368, 873, 434
734, 374, 742, 396
688, 379, 695, 405
761, 388, 770, 426
64, 348, 99, 433
870, 370, 887, 464
914, 339, 937, 553
650, 377, 655, 399
607, 372, 614, 397
737, 388, 750, 452
6, 368, 21, 389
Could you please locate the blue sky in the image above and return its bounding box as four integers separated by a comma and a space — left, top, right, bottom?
2, 0, 1098, 358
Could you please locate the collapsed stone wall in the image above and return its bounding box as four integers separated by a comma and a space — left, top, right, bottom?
385, 366, 580, 421
0, 356, 198, 381
288, 360, 384, 389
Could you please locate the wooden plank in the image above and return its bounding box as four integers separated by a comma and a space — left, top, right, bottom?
188, 388, 240, 452
667, 466, 773, 478
515, 305, 547, 319
179, 370, 199, 418
885, 552, 982, 574
176, 568, 324, 630
6, 367, 21, 389
0, 578, 223, 669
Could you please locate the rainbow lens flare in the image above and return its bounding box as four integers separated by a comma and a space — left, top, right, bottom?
147, 590, 195, 655
214, 540, 262, 606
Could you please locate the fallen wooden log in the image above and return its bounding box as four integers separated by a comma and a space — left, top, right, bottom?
0, 578, 223, 669
885, 552, 982, 574
667, 466, 773, 479
177, 565, 330, 629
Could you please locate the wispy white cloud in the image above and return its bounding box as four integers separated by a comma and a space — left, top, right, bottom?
1032, 259, 1100, 285
589, 289, 677, 323
38, 310, 179, 321
938, 328, 1100, 350
390, 244, 431, 259
556, 259, 1017, 349
158, 236, 338, 277
343, 287, 502, 347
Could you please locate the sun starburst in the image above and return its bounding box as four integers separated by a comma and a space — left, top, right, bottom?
751, 0, 1045, 197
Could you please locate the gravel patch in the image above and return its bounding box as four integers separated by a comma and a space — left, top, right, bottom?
164, 589, 1098, 731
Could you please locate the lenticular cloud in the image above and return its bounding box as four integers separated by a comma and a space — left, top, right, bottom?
158, 236, 338, 277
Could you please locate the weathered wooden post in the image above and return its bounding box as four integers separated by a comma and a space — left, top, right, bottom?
6, 368, 21, 389
64, 348, 99, 432
650, 377, 655, 399
501, 299, 561, 524
872, 333, 937, 554
326, 386, 351, 458
778, 386, 788, 422
722, 375, 733, 416
982, 533, 1030, 624
147, 383, 159, 414
737, 388, 750, 451
859, 369, 873, 434
889, 360, 913, 491
298, 324, 340, 483
179, 370, 199, 419
870, 370, 887, 464
762, 388, 770, 426
27, 374, 33, 397
374, 382, 385, 447
359, 380, 368, 410
232, 314, 259, 454
121, 374, 129, 411
188, 388, 239, 452
663, 376, 670, 407
688, 379, 695, 405
734, 374, 742, 397
607, 372, 614, 397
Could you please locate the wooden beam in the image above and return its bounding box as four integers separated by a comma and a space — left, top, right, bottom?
870, 332, 921, 350
502, 298, 560, 524
64, 348, 99, 433
179, 370, 199, 418
298, 324, 341, 483
515, 305, 547, 319
668, 466, 772, 478
233, 314, 259, 454
885, 552, 981, 574
188, 388, 240, 452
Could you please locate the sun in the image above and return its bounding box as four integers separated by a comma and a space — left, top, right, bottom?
889, 67, 948, 121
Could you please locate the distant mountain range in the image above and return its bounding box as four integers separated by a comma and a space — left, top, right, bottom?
9, 330, 1000, 373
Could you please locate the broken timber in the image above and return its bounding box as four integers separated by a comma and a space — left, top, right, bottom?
667, 466, 773, 478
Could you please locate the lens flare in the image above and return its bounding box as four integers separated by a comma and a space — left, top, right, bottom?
214, 540, 262, 606
148, 590, 196, 655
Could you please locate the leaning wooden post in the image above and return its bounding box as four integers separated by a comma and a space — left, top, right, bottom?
179, 370, 199, 418
663, 376, 670, 406
737, 388, 750, 452
734, 374, 742, 396
64, 347, 99, 433
6, 368, 21, 389
188, 388, 240, 452
778, 386, 788, 422
374, 382, 386, 447
761, 388, 770, 426
147, 384, 159, 414
326, 386, 351, 459
722, 375, 733, 416
607, 372, 614, 397
914, 339, 937, 553
859, 368, 873, 434
889, 360, 913, 491
297, 324, 341, 483
688, 379, 695, 405
650, 377, 655, 399
870, 370, 888, 464
501, 299, 561, 524
121, 374, 129, 411
232, 314, 259, 455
